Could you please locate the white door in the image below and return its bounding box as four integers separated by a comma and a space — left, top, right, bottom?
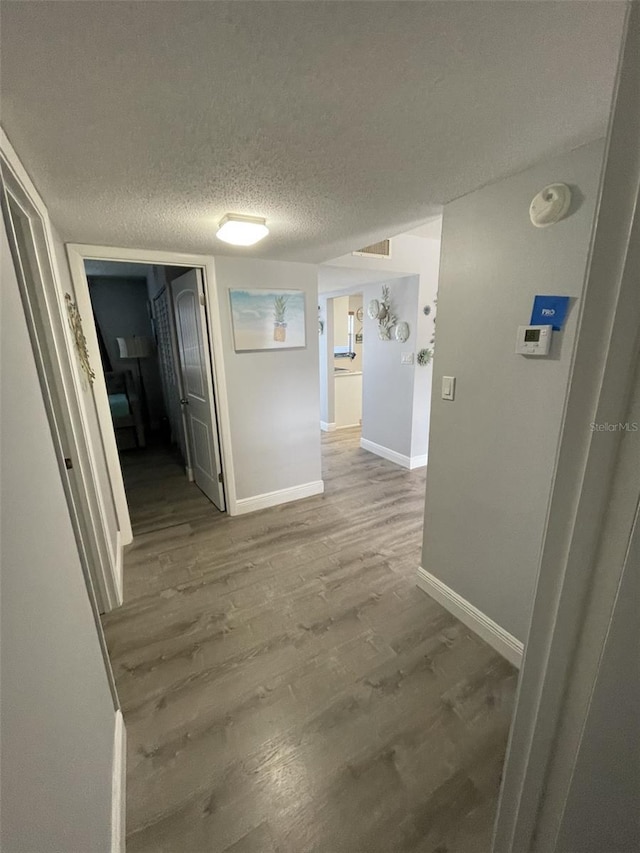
172, 269, 225, 511
2, 177, 123, 611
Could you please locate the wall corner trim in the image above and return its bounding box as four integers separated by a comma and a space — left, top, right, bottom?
409, 453, 428, 470
233, 480, 324, 516
416, 567, 524, 668
360, 437, 426, 470
111, 709, 126, 853
320, 421, 337, 432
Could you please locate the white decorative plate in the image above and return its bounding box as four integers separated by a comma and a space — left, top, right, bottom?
367, 299, 380, 320
395, 321, 410, 342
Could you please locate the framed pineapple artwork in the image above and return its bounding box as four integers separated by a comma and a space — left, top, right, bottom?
229, 288, 307, 351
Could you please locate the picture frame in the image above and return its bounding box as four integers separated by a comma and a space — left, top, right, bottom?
229, 288, 307, 351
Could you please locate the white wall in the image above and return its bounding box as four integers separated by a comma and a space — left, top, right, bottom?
1, 220, 116, 852
421, 139, 606, 643
213, 256, 322, 500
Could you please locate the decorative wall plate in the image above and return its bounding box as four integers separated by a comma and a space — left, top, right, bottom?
417, 347, 433, 366
356, 306, 364, 322
367, 298, 380, 320
65, 293, 95, 384
395, 321, 410, 343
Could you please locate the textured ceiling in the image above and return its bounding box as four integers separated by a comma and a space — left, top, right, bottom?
0, 1, 626, 263
318, 264, 413, 295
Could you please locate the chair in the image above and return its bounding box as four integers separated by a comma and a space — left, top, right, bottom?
105, 371, 145, 449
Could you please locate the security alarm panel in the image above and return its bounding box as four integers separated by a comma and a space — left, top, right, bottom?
516, 325, 552, 356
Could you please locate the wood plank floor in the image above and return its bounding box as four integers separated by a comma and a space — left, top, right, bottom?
103, 429, 517, 853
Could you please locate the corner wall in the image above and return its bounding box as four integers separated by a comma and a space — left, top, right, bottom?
421, 139, 606, 643
361, 275, 420, 461
213, 256, 322, 503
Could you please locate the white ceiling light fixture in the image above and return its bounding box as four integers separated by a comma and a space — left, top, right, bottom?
216, 213, 269, 246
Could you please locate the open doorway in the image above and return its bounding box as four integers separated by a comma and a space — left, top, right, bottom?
331, 292, 364, 432
83, 260, 226, 538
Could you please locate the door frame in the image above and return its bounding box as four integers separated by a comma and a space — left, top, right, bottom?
0, 129, 120, 703
65, 244, 237, 537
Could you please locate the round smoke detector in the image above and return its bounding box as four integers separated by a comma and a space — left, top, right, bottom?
529, 183, 572, 228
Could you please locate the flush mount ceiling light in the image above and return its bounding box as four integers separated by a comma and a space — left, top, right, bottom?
216, 213, 269, 246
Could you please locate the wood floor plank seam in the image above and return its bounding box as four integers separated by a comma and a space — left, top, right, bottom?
103, 429, 516, 853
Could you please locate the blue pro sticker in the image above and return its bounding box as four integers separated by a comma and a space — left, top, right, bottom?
530, 295, 570, 331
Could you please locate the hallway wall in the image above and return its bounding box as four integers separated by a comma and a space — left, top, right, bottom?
421, 139, 606, 643
213, 256, 322, 504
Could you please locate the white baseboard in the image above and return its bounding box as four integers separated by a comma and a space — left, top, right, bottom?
409, 453, 428, 469
361, 437, 410, 467
114, 531, 124, 607
360, 437, 427, 470
335, 422, 361, 430
416, 567, 524, 668
320, 421, 336, 432
111, 710, 126, 853
234, 480, 324, 515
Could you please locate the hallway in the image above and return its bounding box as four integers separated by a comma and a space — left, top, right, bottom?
102, 429, 517, 852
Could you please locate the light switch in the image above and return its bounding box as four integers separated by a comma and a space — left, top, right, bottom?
401, 352, 414, 365
442, 376, 456, 401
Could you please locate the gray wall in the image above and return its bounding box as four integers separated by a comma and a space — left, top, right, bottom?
362, 275, 420, 458
422, 139, 605, 642
1, 221, 116, 852
89, 275, 166, 430
213, 256, 322, 499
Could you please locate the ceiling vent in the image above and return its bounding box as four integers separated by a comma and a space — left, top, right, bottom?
352, 239, 391, 259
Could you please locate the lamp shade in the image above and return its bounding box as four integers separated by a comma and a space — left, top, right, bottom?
116, 336, 153, 359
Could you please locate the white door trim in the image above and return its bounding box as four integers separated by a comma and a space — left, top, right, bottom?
65, 244, 237, 521
110, 709, 126, 853
1, 127, 121, 704
493, 7, 640, 850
